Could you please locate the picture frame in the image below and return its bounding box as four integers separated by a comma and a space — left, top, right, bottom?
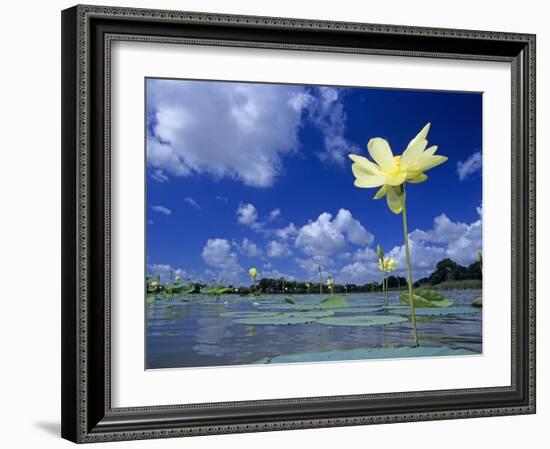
61, 4, 536, 443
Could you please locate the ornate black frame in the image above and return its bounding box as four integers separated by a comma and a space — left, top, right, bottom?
61, 4, 536, 443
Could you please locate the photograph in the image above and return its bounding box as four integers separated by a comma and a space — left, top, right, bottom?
145, 78, 483, 369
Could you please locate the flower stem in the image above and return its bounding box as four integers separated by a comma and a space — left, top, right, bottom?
402, 190, 419, 347
383, 270, 388, 309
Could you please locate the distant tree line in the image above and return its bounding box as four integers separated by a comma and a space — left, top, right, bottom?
148, 257, 482, 295
413, 258, 482, 287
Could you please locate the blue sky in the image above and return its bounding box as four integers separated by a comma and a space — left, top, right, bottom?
146, 78, 482, 286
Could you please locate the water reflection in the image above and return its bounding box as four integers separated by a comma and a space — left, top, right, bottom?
146, 290, 482, 369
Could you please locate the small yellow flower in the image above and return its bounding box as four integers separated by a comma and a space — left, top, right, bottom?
349, 123, 447, 214
150, 280, 158, 287
326, 276, 334, 287
248, 267, 257, 280
175, 275, 181, 283
378, 257, 397, 272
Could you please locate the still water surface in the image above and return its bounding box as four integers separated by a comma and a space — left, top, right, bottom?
146, 290, 482, 369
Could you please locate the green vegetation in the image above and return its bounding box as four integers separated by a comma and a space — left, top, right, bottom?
145, 257, 481, 298
414, 258, 482, 288
399, 289, 454, 308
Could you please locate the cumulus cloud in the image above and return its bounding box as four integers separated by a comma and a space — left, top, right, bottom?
339, 261, 379, 284
150, 205, 171, 216
147, 263, 189, 283
387, 213, 482, 278
236, 203, 259, 229
147, 79, 307, 187
235, 238, 262, 257
274, 223, 299, 241
457, 150, 482, 180
184, 197, 201, 210
295, 209, 373, 257
267, 240, 292, 258
201, 238, 243, 281
147, 81, 360, 187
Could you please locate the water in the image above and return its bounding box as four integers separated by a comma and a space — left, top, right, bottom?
146, 290, 482, 369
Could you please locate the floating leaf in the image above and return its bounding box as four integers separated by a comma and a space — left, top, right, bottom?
333, 306, 385, 314
201, 285, 230, 295
233, 310, 334, 325
400, 289, 454, 308
256, 303, 318, 311
472, 297, 482, 308
320, 295, 349, 309
255, 346, 478, 364
219, 311, 280, 318
233, 315, 317, 326
164, 283, 195, 294
398, 307, 481, 316
284, 296, 296, 304
318, 315, 407, 327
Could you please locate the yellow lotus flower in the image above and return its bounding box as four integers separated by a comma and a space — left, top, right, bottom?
248, 267, 257, 280
378, 257, 397, 272
349, 123, 447, 214
326, 276, 334, 287
175, 275, 181, 283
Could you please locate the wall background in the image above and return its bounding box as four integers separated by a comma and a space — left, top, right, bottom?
0, 0, 544, 447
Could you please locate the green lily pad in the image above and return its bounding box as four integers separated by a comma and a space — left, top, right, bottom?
201, 285, 230, 295
219, 311, 281, 318
317, 315, 408, 327
400, 307, 481, 316
233, 315, 317, 326
256, 303, 318, 311
333, 306, 385, 314
472, 297, 482, 307
400, 289, 454, 308
164, 283, 195, 294
320, 295, 349, 309
255, 346, 479, 364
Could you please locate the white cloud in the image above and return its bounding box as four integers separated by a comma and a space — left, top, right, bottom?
457, 150, 482, 180
216, 195, 229, 204
295, 255, 334, 276
236, 203, 259, 229
267, 240, 292, 258
268, 208, 281, 220
147, 264, 189, 283
236, 238, 262, 257
295, 209, 373, 257
150, 205, 171, 216
201, 238, 243, 281
274, 222, 299, 241
297, 87, 360, 164
147, 80, 307, 187
340, 261, 379, 284
333, 209, 374, 246
147, 81, 360, 187
149, 169, 169, 183
354, 247, 377, 261
387, 212, 482, 278
184, 197, 201, 210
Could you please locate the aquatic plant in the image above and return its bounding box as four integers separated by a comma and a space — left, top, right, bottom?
399, 288, 454, 308
318, 265, 323, 296
326, 274, 334, 296
349, 123, 448, 346
305, 282, 311, 295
